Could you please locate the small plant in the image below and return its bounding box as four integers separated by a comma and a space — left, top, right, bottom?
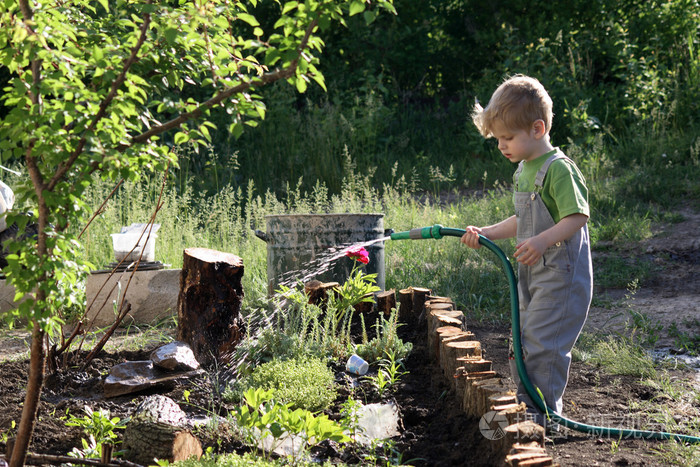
1, 420, 15, 444
365, 349, 408, 398
339, 397, 365, 444
64, 406, 127, 459
609, 433, 622, 454
380, 349, 408, 386
330, 246, 381, 323
231, 388, 350, 463
356, 308, 412, 364
363, 438, 418, 466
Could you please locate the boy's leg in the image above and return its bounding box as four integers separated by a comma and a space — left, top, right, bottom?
510, 268, 589, 422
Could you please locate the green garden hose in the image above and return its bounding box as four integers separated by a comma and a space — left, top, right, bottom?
390, 224, 700, 444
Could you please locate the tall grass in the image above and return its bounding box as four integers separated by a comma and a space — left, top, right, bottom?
78, 158, 517, 320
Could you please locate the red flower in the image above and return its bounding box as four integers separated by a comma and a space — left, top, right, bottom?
346, 246, 370, 264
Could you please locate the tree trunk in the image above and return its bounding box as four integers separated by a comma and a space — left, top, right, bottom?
9, 324, 45, 467
177, 248, 245, 366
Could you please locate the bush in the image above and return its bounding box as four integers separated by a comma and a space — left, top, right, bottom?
246, 356, 337, 412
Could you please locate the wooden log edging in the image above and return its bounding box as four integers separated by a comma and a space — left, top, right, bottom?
414, 289, 558, 467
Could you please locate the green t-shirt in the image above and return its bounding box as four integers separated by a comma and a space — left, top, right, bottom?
513, 148, 590, 223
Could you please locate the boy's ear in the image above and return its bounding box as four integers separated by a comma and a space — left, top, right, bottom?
531, 119, 547, 139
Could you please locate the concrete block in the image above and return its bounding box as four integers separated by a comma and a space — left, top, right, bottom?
86, 268, 181, 327
0, 279, 32, 317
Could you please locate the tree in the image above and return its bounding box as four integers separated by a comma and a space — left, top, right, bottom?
0, 0, 395, 464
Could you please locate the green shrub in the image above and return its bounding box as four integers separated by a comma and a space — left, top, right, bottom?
246, 356, 337, 412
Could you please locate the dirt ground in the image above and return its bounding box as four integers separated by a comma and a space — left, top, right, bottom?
0, 206, 698, 466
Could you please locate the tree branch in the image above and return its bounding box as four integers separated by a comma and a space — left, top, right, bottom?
47, 4, 152, 192
120, 16, 319, 151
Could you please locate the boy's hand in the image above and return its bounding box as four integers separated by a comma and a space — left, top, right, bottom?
460, 226, 482, 249
514, 237, 547, 265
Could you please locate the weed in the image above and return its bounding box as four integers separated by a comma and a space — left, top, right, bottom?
339, 397, 365, 444
668, 320, 700, 356
355, 308, 412, 364
594, 255, 654, 289
64, 406, 127, 459
575, 333, 657, 379
1, 420, 15, 444
364, 349, 408, 398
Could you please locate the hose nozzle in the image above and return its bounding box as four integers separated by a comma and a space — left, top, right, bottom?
390, 224, 468, 241
390, 224, 444, 241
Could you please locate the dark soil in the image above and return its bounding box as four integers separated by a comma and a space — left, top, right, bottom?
0, 322, 696, 466
0, 206, 698, 466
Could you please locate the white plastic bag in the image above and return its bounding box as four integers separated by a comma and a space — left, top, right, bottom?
0, 181, 15, 232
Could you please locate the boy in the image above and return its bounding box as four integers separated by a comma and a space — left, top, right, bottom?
461, 75, 593, 430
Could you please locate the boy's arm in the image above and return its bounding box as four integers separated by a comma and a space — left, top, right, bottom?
460, 215, 517, 249
513, 213, 588, 266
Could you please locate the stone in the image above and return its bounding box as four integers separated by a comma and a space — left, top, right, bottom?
151, 341, 200, 371
104, 360, 201, 398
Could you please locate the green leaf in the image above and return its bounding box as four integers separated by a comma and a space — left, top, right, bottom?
237, 13, 260, 27
163, 28, 178, 46
349, 0, 365, 16
174, 132, 189, 145
97, 0, 109, 12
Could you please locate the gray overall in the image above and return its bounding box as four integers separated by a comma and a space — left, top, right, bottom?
509, 154, 593, 418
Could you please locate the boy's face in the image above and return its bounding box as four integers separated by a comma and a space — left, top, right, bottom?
491, 120, 545, 164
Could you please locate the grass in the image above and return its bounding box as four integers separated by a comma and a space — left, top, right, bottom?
573, 333, 658, 379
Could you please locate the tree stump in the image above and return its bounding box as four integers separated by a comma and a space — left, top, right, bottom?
304, 280, 339, 306
502, 421, 545, 459
495, 402, 527, 427
123, 395, 202, 465
505, 441, 553, 467
442, 340, 481, 384
398, 287, 413, 319
427, 309, 464, 351
477, 386, 515, 418
434, 327, 472, 362
177, 248, 246, 366
426, 295, 455, 307
411, 286, 431, 323
376, 289, 396, 315
462, 374, 499, 417
456, 356, 492, 375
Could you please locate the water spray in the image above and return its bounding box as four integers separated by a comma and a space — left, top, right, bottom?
390, 224, 700, 444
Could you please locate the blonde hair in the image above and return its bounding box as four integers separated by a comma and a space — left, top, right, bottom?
472, 75, 553, 137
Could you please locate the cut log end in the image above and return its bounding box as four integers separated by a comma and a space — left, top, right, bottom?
183, 247, 243, 267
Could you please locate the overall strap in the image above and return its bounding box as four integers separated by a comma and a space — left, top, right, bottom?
534, 153, 568, 189
514, 161, 525, 185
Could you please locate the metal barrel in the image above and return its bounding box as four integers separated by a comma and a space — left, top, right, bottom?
263, 213, 386, 295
